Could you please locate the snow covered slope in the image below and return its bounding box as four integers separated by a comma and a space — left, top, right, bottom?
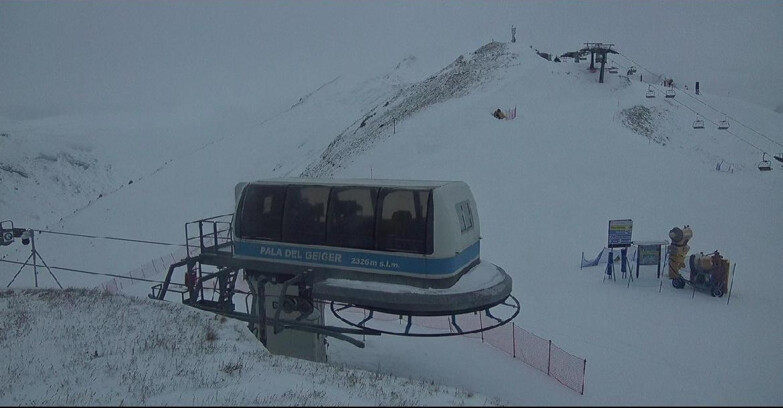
2, 2, 783, 405
0, 288, 500, 406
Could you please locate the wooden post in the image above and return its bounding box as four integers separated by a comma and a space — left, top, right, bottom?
581, 359, 587, 395
479, 312, 484, 342
727, 263, 736, 305
547, 340, 552, 375
636, 245, 641, 278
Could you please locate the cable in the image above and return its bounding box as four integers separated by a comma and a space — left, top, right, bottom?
1, 258, 166, 284
637, 77, 764, 153
615, 51, 783, 151
615, 52, 767, 153
721, 113, 782, 150
658, 86, 766, 153
670, 82, 783, 149
33, 229, 186, 247
0, 258, 253, 297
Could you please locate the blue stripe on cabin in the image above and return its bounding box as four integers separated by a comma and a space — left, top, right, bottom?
233, 240, 479, 276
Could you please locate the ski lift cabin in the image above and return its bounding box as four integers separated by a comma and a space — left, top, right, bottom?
231, 178, 513, 315
693, 116, 705, 129
758, 153, 773, 171
150, 178, 520, 361
646, 85, 656, 98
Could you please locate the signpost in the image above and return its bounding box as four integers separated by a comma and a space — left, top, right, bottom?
608, 219, 633, 248
605, 219, 632, 280
635, 241, 666, 279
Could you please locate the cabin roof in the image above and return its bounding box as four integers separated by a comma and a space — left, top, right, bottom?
246, 177, 462, 189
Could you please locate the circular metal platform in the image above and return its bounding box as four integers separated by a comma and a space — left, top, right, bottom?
312, 260, 513, 316
329, 294, 520, 337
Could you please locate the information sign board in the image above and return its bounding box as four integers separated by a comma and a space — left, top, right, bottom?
608, 219, 633, 248
638, 244, 662, 266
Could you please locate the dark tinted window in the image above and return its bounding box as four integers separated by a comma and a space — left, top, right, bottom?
326, 187, 378, 249
282, 185, 330, 245
377, 189, 430, 253
455, 200, 474, 233
238, 184, 286, 241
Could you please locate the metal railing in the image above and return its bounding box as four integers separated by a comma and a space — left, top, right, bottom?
184, 213, 234, 258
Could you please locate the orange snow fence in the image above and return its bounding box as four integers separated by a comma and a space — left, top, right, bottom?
341, 308, 587, 395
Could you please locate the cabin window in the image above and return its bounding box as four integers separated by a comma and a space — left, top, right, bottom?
377, 189, 430, 254
238, 184, 287, 241
282, 185, 330, 245
326, 187, 378, 249
456, 200, 474, 233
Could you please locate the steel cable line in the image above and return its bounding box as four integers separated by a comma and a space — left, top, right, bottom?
652, 84, 766, 152
668, 83, 783, 149
615, 51, 783, 150
1, 258, 167, 284
627, 72, 764, 153
615, 52, 768, 152
648, 80, 764, 152
0, 258, 253, 296
33, 229, 186, 247
2, 222, 242, 291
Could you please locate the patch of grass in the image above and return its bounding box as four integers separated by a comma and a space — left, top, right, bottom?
205, 326, 218, 342
620, 105, 668, 145
220, 361, 243, 375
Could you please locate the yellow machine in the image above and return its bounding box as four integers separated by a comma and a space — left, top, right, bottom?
667, 226, 693, 280
667, 226, 731, 297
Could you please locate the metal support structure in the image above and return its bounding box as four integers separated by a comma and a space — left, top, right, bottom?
331, 294, 520, 337
582, 42, 617, 84
151, 213, 519, 361
5, 230, 62, 289
273, 273, 305, 335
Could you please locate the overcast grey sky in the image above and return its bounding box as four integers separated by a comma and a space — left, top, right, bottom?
1, 0, 781, 120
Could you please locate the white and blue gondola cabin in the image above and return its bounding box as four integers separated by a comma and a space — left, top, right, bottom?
231, 178, 482, 289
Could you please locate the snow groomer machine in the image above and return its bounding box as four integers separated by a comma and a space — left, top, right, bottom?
667, 225, 732, 298
151, 178, 519, 362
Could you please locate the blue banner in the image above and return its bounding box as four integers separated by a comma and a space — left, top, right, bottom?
233, 240, 480, 276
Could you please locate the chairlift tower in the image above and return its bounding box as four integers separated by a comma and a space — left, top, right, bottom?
581, 42, 618, 83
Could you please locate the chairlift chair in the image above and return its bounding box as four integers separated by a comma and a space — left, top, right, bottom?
773, 153, 783, 164
717, 119, 730, 130
692, 115, 704, 129
665, 88, 676, 98
758, 153, 772, 171
646, 85, 655, 98
608, 67, 618, 74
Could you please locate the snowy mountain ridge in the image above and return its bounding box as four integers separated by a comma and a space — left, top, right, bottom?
2, 28, 783, 406
302, 41, 517, 177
